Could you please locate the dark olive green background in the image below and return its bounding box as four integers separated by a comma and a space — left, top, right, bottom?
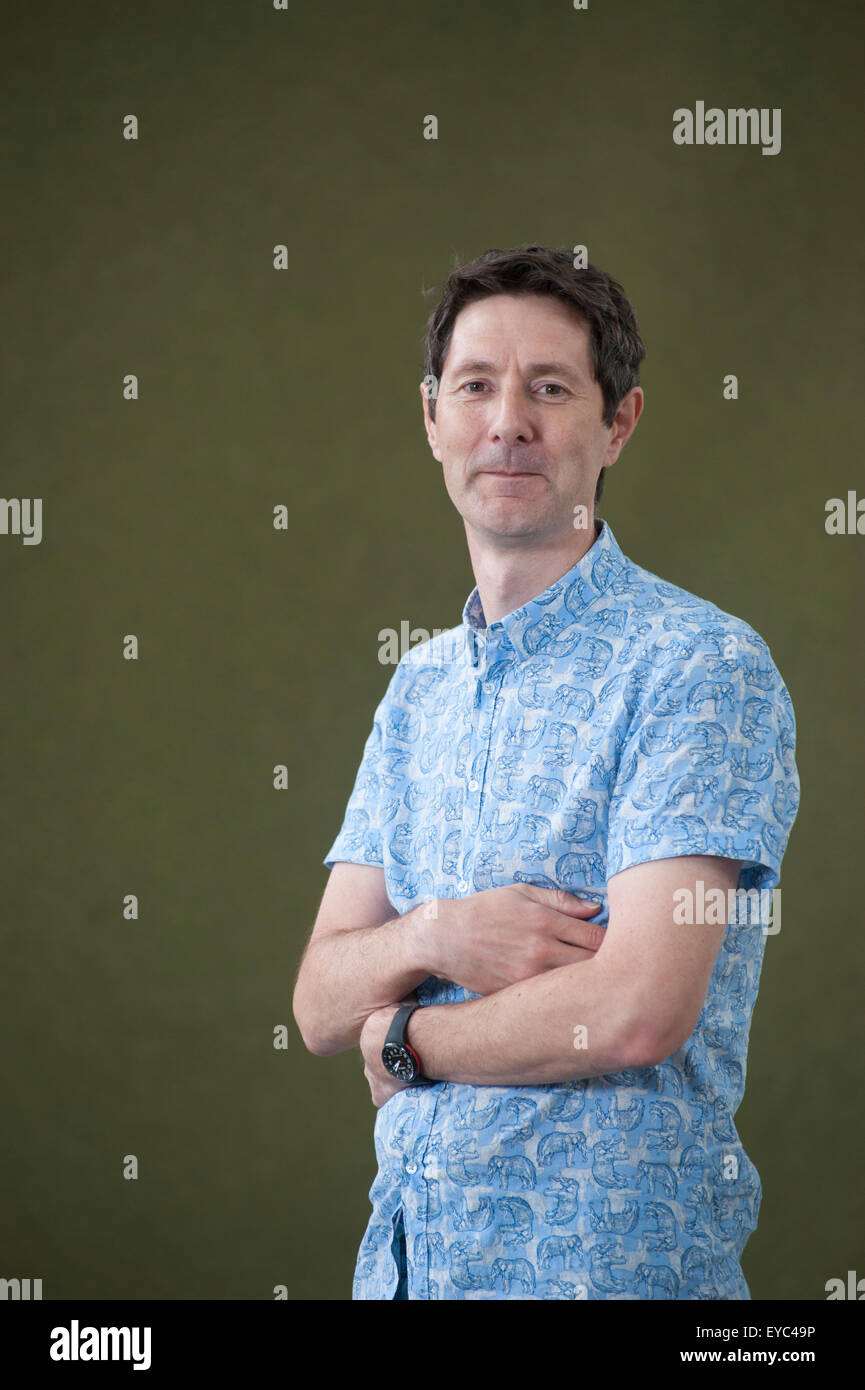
1, 0, 862, 1301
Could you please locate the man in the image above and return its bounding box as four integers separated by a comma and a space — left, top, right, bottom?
293, 245, 800, 1300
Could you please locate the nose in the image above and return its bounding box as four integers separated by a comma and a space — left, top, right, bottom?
487, 383, 535, 447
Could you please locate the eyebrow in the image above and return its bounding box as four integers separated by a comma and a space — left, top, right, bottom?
447, 358, 584, 382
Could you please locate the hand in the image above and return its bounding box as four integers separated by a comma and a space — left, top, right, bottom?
423, 884, 607, 996
359, 991, 419, 1108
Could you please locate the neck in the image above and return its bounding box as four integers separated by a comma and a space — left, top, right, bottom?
466, 517, 602, 626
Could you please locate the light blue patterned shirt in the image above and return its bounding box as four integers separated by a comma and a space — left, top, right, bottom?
323, 519, 799, 1299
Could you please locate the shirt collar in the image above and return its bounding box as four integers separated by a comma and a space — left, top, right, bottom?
461, 519, 629, 667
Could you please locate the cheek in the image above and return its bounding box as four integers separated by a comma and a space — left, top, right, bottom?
440, 403, 484, 439
440, 467, 466, 505
436, 424, 477, 470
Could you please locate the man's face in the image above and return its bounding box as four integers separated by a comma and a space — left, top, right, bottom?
421, 292, 642, 546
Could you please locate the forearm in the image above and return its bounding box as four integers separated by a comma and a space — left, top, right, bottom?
405, 957, 655, 1085
294, 906, 436, 1056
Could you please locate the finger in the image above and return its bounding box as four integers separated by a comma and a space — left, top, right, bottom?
519, 884, 603, 914
546, 888, 605, 918
557, 918, 607, 949
558, 898, 604, 917
551, 943, 598, 965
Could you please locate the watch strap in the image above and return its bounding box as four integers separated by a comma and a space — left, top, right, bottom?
384, 1004, 437, 1085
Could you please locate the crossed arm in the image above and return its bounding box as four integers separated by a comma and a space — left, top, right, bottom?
292, 854, 742, 1104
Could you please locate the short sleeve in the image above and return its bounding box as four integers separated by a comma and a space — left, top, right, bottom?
322, 680, 399, 870
606, 624, 800, 892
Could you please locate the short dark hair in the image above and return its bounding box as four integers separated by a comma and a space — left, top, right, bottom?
422, 245, 646, 508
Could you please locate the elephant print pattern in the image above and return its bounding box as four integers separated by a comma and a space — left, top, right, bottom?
323, 520, 800, 1299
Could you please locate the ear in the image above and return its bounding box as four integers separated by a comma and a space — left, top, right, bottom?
420, 380, 443, 462
604, 386, 644, 466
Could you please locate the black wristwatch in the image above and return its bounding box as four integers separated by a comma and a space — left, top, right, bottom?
381, 1004, 437, 1086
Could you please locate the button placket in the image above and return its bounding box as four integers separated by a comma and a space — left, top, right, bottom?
460, 640, 486, 879
472, 666, 506, 833
414, 1079, 446, 1298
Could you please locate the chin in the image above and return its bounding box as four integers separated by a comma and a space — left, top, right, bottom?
480, 499, 551, 522
477, 517, 550, 541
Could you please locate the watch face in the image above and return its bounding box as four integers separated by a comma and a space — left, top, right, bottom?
382, 1042, 418, 1083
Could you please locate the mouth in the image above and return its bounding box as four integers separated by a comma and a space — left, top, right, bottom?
481, 470, 540, 477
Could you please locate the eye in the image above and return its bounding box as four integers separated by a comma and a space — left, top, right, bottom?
537, 383, 567, 396
462, 381, 488, 393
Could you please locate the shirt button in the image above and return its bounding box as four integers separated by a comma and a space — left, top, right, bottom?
468, 779, 479, 792
405, 1162, 417, 1174
457, 879, 468, 892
